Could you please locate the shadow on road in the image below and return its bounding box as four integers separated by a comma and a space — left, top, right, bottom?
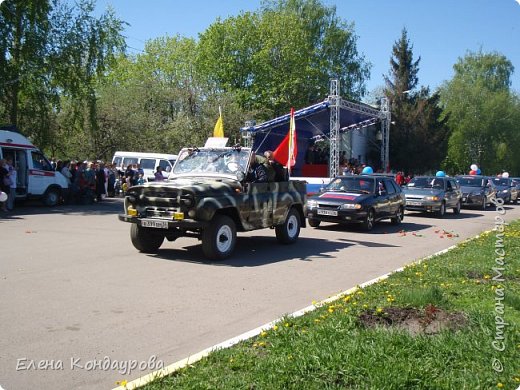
148, 233, 401, 267
307, 220, 433, 235
0, 198, 123, 220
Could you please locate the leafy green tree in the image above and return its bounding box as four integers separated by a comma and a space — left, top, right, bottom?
51, 0, 126, 158
0, 0, 54, 140
439, 50, 519, 175
196, 0, 370, 117
0, 0, 125, 156
95, 36, 255, 160
384, 28, 448, 174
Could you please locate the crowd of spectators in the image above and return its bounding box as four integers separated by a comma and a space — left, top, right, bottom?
50, 158, 151, 204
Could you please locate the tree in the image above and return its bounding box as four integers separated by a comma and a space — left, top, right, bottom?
0, 0, 126, 155
196, 0, 370, 118
0, 0, 54, 139
50, 0, 126, 158
384, 28, 448, 174
439, 50, 520, 175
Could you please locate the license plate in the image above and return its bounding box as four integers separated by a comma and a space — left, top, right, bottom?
141, 219, 168, 229
317, 209, 338, 216
407, 201, 422, 206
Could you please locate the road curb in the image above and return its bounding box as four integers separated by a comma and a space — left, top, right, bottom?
112, 234, 485, 390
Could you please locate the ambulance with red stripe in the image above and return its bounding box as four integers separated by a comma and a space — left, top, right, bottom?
0, 128, 68, 206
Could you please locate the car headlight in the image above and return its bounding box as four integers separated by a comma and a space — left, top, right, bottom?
425, 196, 440, 201
502, 190, 508, 193
307, 200, 318, 208
340, 203, 362, 210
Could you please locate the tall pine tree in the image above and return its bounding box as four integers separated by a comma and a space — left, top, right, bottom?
384, 28, 448, 174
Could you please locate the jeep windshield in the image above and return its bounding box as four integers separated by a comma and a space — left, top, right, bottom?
172, 147, 251, 177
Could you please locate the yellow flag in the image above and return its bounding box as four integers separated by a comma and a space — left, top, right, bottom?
213, 109, 224, 137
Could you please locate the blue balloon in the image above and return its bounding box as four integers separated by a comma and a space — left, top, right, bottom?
361, 166, 373, 174
436, 170, 446, 177
476, 168, 481, 175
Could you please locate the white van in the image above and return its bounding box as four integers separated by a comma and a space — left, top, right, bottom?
112, 151, 178, 181
0, 129, 69, 206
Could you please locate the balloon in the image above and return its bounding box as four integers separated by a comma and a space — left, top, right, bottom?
476, 168, 481, 175
502, 172, 509, 178
469, 170, 477, 175
361, 166, 373, 174
435, 170, 446, 177
0, 191, 7, 202
470, 164, 478, 171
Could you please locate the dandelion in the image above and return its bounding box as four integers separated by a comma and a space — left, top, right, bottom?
497, 383, 503, 388
260, 331, 268, 337
314, 319, 321, 323
376, 307, 384, 314
116, 380, 128, 387
284, 322, 290, 327
273, 325, 278, 331
484, 275, 491, 280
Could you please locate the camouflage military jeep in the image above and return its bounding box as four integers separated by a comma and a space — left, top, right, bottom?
118, 145, 307, 260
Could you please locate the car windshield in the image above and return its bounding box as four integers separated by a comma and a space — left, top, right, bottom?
492, 178, 509, 186
324, 177, 375, 193
173, 147, 250, 176
457, 177, 483, 187
407, 177, 444, 189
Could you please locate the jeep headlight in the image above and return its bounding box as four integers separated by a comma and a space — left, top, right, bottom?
307, 200, 318, 208
340, 203, 362, 210
425, 196, 440, 201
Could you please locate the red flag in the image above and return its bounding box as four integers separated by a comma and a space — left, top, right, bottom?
273, 107, 297, 173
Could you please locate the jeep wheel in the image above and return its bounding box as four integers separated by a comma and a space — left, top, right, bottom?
276, 208, 301, 244
391, 206, 404, 225
362, 209, 375, 231
308, 218, 321, 228
43, 188, 60, 207
202, 215, 236, 260
130, 224, 164, 253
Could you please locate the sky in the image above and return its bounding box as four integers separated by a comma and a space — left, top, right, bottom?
93, 0, 520, 98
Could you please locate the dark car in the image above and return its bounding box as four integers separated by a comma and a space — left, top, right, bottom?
512, 178, 520, 194
403, 176, 462, 217
491, 177, 518, 204
455, 175, 496, 209
305, 175, 405, 231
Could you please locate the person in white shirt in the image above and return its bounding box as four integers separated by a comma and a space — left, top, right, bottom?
6, 158, 17, 211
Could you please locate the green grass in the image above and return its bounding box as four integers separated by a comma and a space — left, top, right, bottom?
140, 220, 520, 390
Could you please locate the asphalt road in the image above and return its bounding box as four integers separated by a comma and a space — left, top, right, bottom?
1, 198, 519, 390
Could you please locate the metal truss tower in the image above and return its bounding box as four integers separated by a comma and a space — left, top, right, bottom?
328, 80, 340, 178
380, 97, 391, 171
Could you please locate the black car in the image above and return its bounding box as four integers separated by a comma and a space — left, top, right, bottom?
456, 175, 496, 209
491, 177, 519, 204
305, 175, 406, 231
